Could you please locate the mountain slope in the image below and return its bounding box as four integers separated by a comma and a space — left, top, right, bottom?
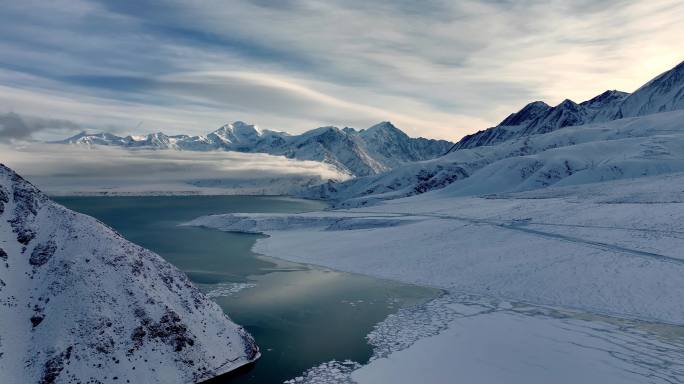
616, 61, 684, 118
271, 126, 389, 176
356, 122, 453, 167
454, 60, 684, 150
0, 165, 259, 383
54, 122, 453, 177
454, 92, 628, 150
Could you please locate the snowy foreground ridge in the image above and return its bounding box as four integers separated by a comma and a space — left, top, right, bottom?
0, 165, 259, 383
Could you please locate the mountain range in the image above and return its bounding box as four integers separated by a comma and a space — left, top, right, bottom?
305, 59, 684, 206
54, 122, 453, 177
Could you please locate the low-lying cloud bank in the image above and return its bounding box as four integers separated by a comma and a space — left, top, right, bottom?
0, 112, 82, 141
0, 143, 349, 195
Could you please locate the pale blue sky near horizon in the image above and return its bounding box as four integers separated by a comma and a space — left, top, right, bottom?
0, 0, 683, 141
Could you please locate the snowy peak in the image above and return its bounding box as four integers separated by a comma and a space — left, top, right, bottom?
580, 90, 629, 109
297, 125, 343, 139
499, 101, 551, 126
364, 121, 401, 133
558, 98, 580, 109
278, 125, 390, 176
357, 121, 452, 167
57, 132, 182, 149
578, 90, 630, 123
0, 164, 259, 383
366, 121, 396, 131
360, 121, 410, 141
126, 132, 177, 149
56, 131, 128, 146
521, 99, 587, 136
230, 120, 260, 133
208, 121, 262, 147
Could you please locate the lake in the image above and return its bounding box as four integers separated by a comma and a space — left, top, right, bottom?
55, 195, 439, 383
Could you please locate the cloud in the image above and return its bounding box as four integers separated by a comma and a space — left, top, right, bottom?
0, 143, 348, 195
0, 0, 682, 141
0, 112, 81, 141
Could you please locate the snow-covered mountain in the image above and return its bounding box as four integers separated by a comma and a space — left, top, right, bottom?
454, 60, 684, 150
305, 60, 684, 207
453, 92, 626, 150
0, 164, 259, 383
54, 122, 452, 177
57, 132, 133, 147
305, 108, 684, 207
270, 125, 389, 176
59, 131, 193, 150
355, 122, 455, 166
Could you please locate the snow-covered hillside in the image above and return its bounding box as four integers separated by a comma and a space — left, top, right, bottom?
0, 165, 259, 383
454, 60, 684, 150
54, 121, 452, 177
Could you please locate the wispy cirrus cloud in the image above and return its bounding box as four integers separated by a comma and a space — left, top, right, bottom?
0, 0, 682, 141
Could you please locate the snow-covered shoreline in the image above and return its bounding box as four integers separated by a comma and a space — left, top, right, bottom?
349, 292, 684, 384
285, 292, 684, 384
186, 173, 684, 324
186, 172, 684, 383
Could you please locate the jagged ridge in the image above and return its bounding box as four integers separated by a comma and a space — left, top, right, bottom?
54, 122, 453, 177
454, 60, 684, 150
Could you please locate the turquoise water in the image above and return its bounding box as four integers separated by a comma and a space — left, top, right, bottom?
55, 195, 438, 383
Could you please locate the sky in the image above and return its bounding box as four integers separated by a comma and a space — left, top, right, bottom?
0, 0, 683, 142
